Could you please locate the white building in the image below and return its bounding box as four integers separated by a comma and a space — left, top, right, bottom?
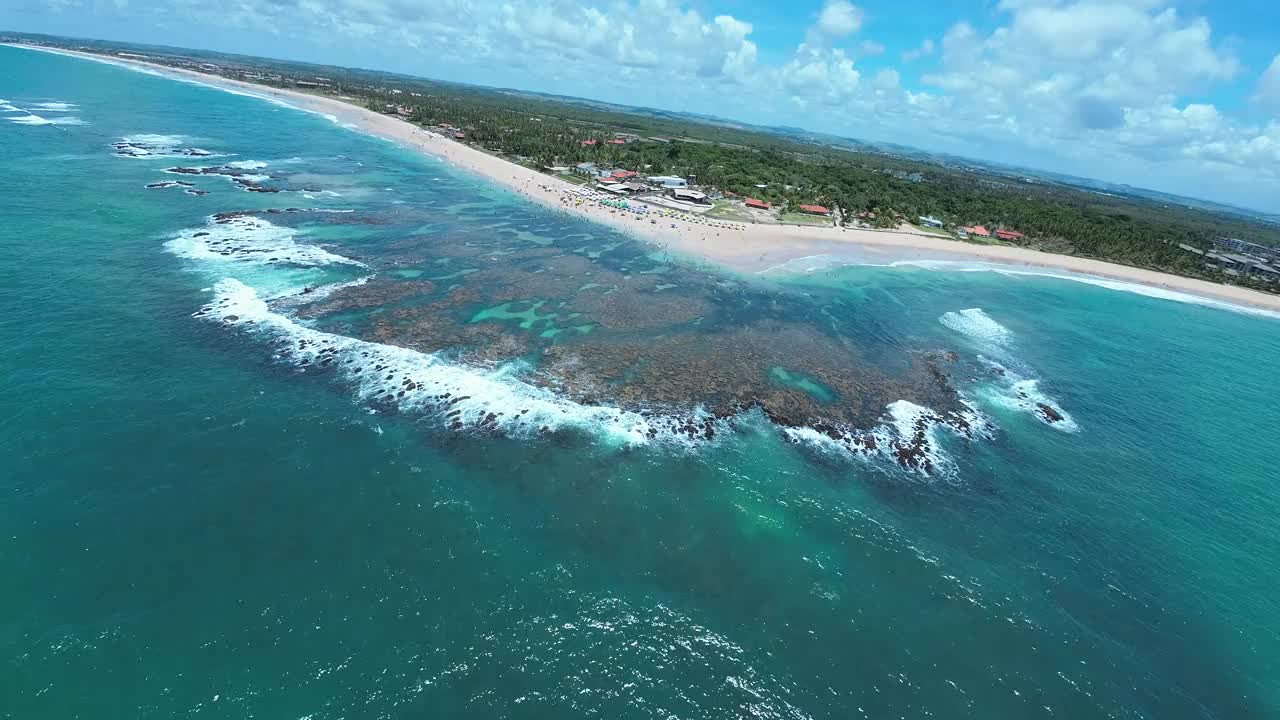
918, 215, 943, 228
647, 175, 687, 189
670, 188, 710, 204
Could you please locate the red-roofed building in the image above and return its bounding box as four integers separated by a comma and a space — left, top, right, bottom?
606, 139, 626, 145
798, 204, 831, 216
963, 225, 991, 237
995, 229, 1025, 241
611, 170, 637, 179
581, 139, 598, 146
744, 198, 771, 210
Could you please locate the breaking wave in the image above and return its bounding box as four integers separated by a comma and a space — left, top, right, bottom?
197, 277, 983, 472
196, 278, 715, 448
164, 215, 367, 269
7, 113, 86, 126
161, 211, 989, 473
988, 378, 1077, 433
784, 401, 986, 479
938, 308, 1013, 350
939, 309, 1078, 432
125, 133, 183, 146
227, 160, 268, 170
778, 255, 1280, 320
115, 134, 220, 159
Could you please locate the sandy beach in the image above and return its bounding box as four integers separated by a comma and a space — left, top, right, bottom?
15, 43, 1280, 314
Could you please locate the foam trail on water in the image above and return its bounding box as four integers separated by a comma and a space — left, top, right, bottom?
938, 308, 1013, 350
227, 160, 268, 170
7, 113, 85, 126
31, 101, 77, 111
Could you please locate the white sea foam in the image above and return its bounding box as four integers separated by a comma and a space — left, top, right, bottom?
7, 114, 51, 125
785, 400, 985, 478
115, 134, 219, 159
7, 113, 85, 126
31, 101, 77, 111
0, 101, 21, 113
12, 44, 300, 110
938, 308, 1013, 349
273, 275, 373, 307
180, 238, 987, 464
164, 215, 367, 269
196, 278, 685, 447
226, 160, 268, 170
984, 378, 1079, 433
787, 255, 1280, 320
939, 309, 1079, 432
993, 267, 1280, 320
123, 133, 184, 146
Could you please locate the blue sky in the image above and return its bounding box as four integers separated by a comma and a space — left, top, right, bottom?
6, 0, 1280, 212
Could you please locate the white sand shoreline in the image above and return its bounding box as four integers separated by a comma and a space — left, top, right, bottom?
13, 42, 1280, 316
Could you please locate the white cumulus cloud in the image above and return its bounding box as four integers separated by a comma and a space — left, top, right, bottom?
815, 0, 864, 38
17, 0, 1280, 209
1256, 54, 1280, 108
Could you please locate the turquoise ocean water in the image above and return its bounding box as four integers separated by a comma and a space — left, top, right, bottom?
4, 45, 1280, 719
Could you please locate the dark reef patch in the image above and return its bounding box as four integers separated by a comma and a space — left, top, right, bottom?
274, 221, 979, 472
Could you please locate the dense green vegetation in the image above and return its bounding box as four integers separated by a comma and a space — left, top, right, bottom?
13, 31, 1280, 292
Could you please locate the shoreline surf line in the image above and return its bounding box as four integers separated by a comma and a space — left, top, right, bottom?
763, 254, 1280, 319
10, 41, 1280, 317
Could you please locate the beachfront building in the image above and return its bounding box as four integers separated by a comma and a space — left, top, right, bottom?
1179, 244, 1280, 281
670, 188, 712, 205
1208, 251, 1274, 275
918, 215, 943, 228
797, 204, 831, 216
1215, 236, 1279, 260
995, 229, 1025, 241
648, 175, 688, 189
961, 225, 991, 238
744, 198, 771, 210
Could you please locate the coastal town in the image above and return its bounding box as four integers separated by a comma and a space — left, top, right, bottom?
12, 33, 1280, 294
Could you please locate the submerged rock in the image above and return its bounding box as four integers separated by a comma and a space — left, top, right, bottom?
1035, 403, 1064, 423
